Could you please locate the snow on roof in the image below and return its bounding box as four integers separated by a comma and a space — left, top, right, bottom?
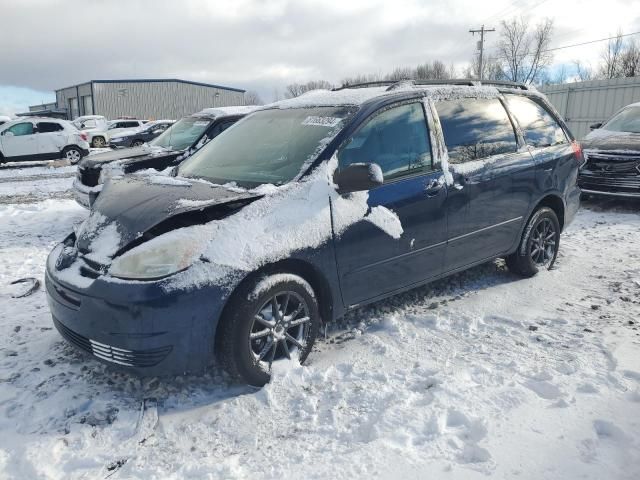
197, 106, 260, 118
265, 84, 504, 110
74, 115, 107, 121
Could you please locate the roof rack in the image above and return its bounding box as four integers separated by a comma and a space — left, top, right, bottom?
333, 79, 529, 91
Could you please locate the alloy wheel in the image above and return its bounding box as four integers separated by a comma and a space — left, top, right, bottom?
530, 218, 557, 266
65, 148, 81, 163
93, 137, 105, 148
249, 291, 311, 371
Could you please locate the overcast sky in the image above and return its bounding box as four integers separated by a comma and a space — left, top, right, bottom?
1, 0, 639, 115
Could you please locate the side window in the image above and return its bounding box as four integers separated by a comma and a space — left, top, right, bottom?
338, 103, 433, 181
219, 120, 235, 133
37, 122, 64, 133
504, 94, 567, 147
435, 98, 517, 163
5, 122, 34, 136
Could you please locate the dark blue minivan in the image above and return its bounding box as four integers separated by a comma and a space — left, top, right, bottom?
46, 80, 582, 385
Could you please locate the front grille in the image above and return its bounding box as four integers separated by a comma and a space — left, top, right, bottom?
79, 166, 101, 187
53, 317, 172, 367
584, 152, 640, 176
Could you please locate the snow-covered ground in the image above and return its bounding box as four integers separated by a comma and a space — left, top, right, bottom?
0, 166, 639, 479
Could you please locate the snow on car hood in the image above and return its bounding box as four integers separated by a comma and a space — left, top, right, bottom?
75, 176, 260, 259
66, 157, 403, 291
81, 145, 169, 167
157, 156, 403, 291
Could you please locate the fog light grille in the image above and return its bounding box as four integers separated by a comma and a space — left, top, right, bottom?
53, 317, 172, 367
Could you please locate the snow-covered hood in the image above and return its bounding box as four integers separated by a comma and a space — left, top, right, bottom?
582, 129, 640, 153
76, 176, 260, 260
81, 145, 170, 167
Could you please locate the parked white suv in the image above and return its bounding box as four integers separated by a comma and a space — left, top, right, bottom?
0, 118, 90, 164
72, 117, 148, 148
73, 115, 110, 148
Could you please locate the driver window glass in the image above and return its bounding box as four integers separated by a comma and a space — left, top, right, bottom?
337, 103, 433, 181
6, 122, 34, 136
37, 122, 63, 133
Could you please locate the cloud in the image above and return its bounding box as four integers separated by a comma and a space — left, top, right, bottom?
1, 0, 639, 103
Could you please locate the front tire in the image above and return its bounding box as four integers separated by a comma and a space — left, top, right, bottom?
132, 140, 144, 147
62, 146, 82, 164
216, 274, 320, 386
506, 207, 560, 277
92, 136, 106, 148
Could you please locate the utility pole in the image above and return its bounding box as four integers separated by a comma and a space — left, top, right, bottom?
469, 25, 495, 80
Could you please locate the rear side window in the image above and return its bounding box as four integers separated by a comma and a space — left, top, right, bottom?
37, 122, 63, 133
338, 102, 433, 181
5, 122, 34, 136
504, 95, 567, 147
436, 98, 517, 163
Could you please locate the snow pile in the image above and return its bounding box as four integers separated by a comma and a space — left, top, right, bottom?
1, 194, 640, 478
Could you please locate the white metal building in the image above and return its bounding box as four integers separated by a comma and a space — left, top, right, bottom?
51, 79, 246, 120
539, 76, 640, 139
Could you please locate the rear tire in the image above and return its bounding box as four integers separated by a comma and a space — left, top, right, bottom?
216, 274, 320, 386
132, 140, 144, 147
505, 207, 560, 278
62, 146, 83, 164
92, 136, 106, 148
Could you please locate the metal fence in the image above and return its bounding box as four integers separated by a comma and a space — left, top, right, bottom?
538, 76, 640, 139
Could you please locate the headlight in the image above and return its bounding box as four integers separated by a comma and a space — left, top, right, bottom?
109, 234, 205, 280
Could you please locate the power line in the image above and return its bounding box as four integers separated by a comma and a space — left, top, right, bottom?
470, 25, 496, 80
489, 30, 640, 60
543, 31, 640, 53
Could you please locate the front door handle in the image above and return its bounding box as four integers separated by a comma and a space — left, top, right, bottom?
425, 178, 444, 197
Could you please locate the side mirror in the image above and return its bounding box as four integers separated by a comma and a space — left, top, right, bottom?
3, 131, 14, 137
333, 163, 383, 194
590, 122, 602, 130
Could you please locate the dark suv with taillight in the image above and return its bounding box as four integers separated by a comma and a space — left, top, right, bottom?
73, 107, 256, 208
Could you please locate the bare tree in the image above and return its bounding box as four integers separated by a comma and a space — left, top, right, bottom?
552, 64, 568, 84
244, 90, 264, 105
285, 80, 333, 98
497, 17, 554, 84
414, 60, 454, 79
620, 38, 640, 77
599, 31, 624, 78
573, 59, 593, 81
465, 55, 504, 80
341, 73, 383, 86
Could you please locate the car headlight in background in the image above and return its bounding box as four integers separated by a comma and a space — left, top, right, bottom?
109, 234, 205, 280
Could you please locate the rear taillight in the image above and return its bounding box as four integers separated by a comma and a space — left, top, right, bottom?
571, 140, 585, 166
80, 131, 88, 141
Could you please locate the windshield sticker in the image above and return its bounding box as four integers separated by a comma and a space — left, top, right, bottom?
301, 116, 342, 127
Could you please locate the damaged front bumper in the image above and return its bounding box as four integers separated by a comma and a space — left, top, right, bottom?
45, 243, 232, 376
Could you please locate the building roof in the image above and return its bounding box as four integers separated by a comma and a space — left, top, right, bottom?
56, 78, 245, 93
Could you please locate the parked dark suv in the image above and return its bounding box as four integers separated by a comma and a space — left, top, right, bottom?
72, 107, 256, 208
46, 80, 581, 386
580, 102, 640, 198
